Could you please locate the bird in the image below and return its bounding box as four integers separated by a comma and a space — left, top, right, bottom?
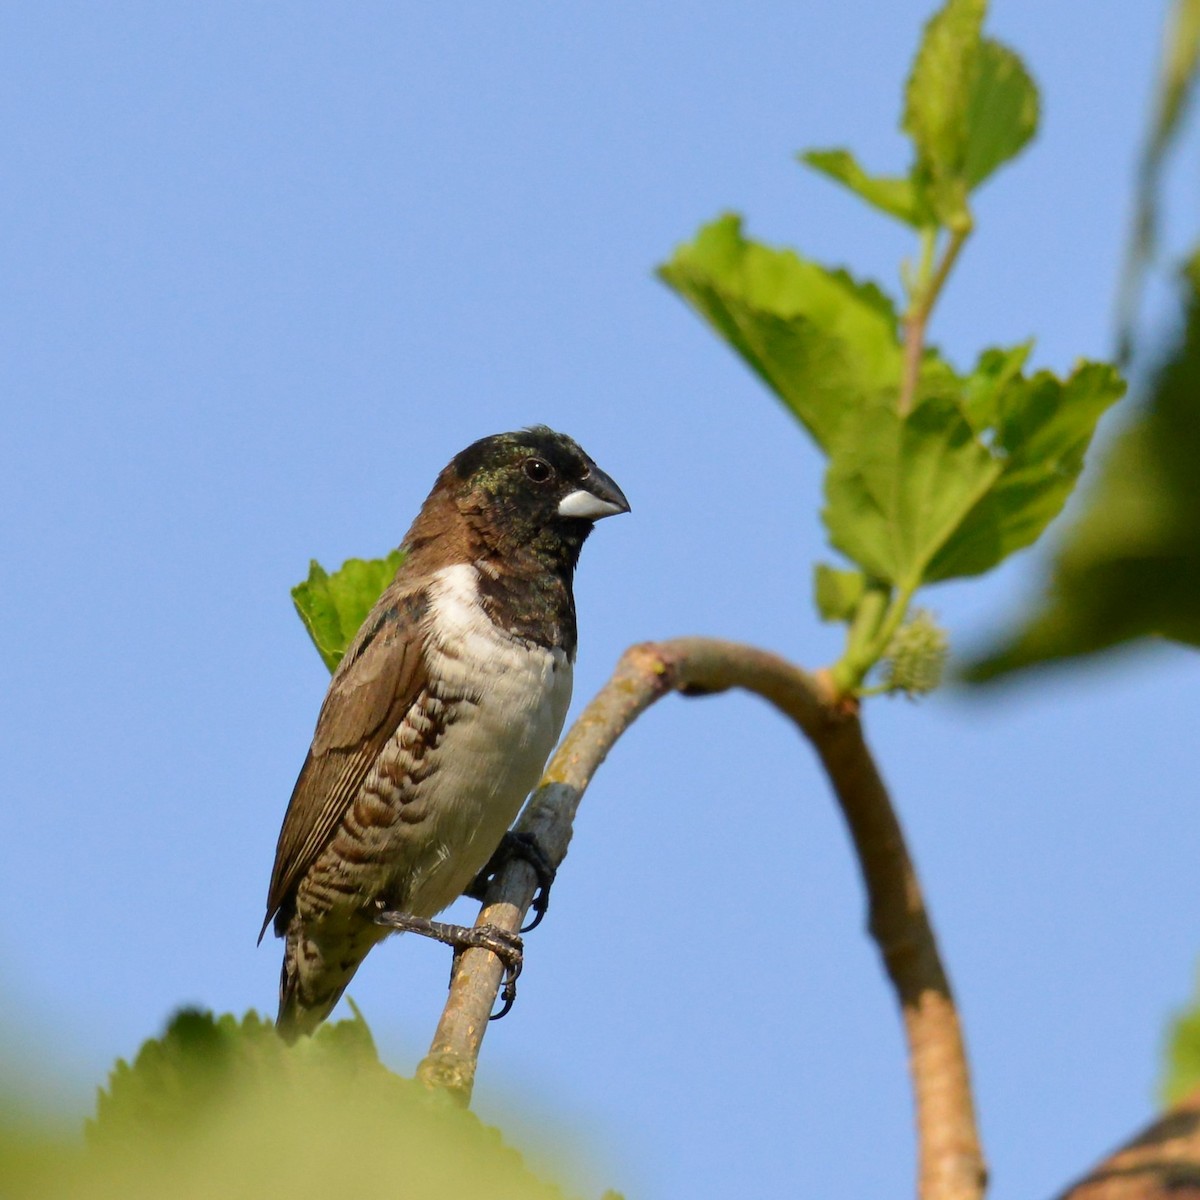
261, 426, 629, 1040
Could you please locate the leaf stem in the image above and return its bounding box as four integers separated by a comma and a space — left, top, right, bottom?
831, 583, 891, 695
866, 579, 921, 669
831, 576, 922, 699
900, 226, 971, 415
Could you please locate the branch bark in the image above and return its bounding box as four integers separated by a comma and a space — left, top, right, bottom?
416, 637, 986, 1200
1055, 1086, 1200, 1199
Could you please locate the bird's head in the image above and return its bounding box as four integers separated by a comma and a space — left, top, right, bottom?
445, 426, 629, 566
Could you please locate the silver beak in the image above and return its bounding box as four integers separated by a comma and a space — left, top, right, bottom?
557, 466, 631, 520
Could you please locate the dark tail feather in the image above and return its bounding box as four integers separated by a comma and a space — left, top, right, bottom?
275, 926, 354, 1042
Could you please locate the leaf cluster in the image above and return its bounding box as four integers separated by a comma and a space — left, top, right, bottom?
657, 0, 1122, 694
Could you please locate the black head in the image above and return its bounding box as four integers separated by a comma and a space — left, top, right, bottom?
449, 426, 629, 564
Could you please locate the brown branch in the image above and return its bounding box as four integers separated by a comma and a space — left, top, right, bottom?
1054, 1087, 1200, 1200
416, 637, 985, 1200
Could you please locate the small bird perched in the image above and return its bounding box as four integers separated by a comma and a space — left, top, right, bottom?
262, 427, 629, 1040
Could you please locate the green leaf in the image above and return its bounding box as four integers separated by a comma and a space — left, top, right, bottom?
814, 563, 869, 622
963, 40, 1039, 189
903, 0, 987, 227
902, 1, 1039, 226
659, 214, 905, 452
292, 550, 404, 673
823, 356, 1123, 590
1162, 975, 1200, 1105
1151, 0, 1200, 154
1116, 0, 1200, 357
800, 148, 928, 227
967, 263, 1200, 680
928, 361, 1124, 582
824, 393, 999, 588
90, 1008, 378, 1148
958, 342, 1032, 430
65, 1008, 577, 1200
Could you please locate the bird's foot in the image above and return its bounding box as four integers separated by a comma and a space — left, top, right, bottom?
464, 830, 557, 932
373, 909, 524, 1020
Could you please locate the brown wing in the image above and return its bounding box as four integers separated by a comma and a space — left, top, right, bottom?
260, 580, 430, 940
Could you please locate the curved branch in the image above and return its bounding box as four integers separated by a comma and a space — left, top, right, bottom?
416, 637, 985, 1200
1055, 1086, 1200, 1198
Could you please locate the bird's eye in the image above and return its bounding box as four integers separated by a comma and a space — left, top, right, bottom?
523, 457, 552, 483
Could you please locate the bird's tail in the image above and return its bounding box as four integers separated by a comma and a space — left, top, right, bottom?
276, 968, 337, 1044
275, 917, 375, 1043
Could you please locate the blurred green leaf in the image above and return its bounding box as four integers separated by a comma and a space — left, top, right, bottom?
800, 149, 928, 227
0, 1008, 583, 1200
658, 214, 905, 452
962, 40, 1039, 189
958, 342, 1032, 429
903, 0, 987, 227
1163, 975, 1200, 1105
1152, 0, 1200, 149
902, 0, 1039, 226
292, 551, 404, 673
967, 264, 1200, 680
89, 1008, 379, 1147
814, 563, 869, 622
1117, 0, 1200, 357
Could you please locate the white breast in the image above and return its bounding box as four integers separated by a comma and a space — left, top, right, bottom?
402, 562, 573, 916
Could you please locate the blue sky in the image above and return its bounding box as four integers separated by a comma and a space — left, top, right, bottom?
2, 3, 1197, 1197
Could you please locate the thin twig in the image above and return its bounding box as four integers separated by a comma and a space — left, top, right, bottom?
417, 637, 985, 1200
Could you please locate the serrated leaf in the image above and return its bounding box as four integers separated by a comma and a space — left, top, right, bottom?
928, 361, 1124, 581
959, 342, 1032, 430
801, 148, 928, 227
964, 40, 1039, 189
659, 214, 907, 452
90, 1008, 380, 1148
292, 550, 404, 673
823, 356, 1123, 589
967, 263, 1200, 680
903, 0, 987, 227
75, 1008, 576, 1199
824, 393, 999, 587
814, 563, 869, 622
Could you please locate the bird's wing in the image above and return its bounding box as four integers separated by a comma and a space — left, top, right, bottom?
261, 582, 430, 939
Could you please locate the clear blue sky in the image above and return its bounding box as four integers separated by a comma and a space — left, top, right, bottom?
2, 3, 1197, 1197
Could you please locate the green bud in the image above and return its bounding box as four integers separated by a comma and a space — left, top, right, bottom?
883, 609, 949, 696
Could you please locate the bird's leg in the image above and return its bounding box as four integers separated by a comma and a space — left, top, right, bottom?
372, 908, 524, 1020
463, 830, 557, 933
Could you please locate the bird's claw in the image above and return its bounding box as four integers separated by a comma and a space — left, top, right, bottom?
373, 909, 524, 1020
464, 830, 557, 933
